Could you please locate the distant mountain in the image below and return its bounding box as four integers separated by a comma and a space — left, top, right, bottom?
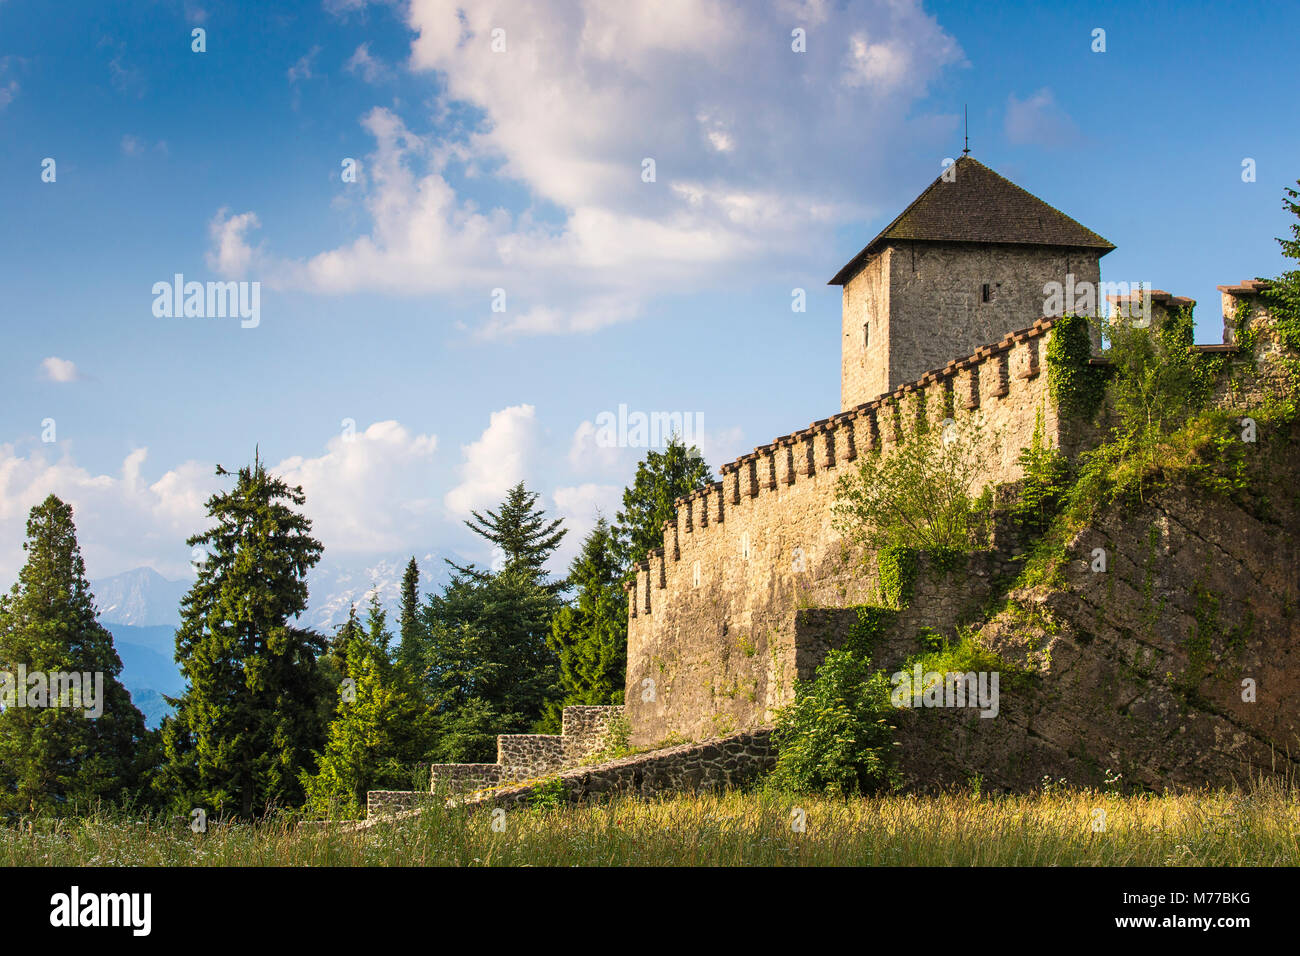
107, 626, 184, 729
92, 566, 190, 627
127, 688, 174, 730
303, 552, 445, 632
92, 555, 446, 726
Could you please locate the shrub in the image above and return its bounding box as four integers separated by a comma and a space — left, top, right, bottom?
1014, 408, 1072, 534
768, 650, 896, 796
832, 416, 992, 553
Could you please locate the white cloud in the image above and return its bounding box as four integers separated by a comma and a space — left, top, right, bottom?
0, 444, 222, 583
551, 481, 623, 569
41, 357, 79, 383
273, 420, 439, 554
288, 46, 321, 84
567, 405, 746, 487
0, 421, 440, 584
1005, 88, 1081, 148
444, 404, 538, 517
206, 208, 263, 277
567, 419, 632, 475
346, 43, 393, 84
207, 0, 964, 339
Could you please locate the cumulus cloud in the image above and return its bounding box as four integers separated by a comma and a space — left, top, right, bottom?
0, 444, 223, 583
567, 409, 745, 479
41, 357, 79, 383
273, 420, 438, 554
551, 482, 623, 568
444, 404, 538, 517
0, 421, 441, 584
208, 0, 964, 339
206, 208, 264, 277
1004, 88, 1081, 148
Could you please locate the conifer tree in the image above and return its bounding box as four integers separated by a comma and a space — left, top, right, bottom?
396, 557, 425, 673
0, 495, 152, 817
1262, 179, 1300, 343
544, 516, 627, 728
300, 591, 432, 818
614, 435, 713, 572
157, 454, 329, 818
327, 603, 364, 677
421, 483, 567, 748
450, 482, 566, 589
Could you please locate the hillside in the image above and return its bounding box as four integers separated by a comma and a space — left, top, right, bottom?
895, 427, 1300, 790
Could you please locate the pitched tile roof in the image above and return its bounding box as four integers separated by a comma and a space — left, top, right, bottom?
829, 156, 1115, 285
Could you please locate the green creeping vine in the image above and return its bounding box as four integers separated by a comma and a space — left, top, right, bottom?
1046, 312, 1108, 420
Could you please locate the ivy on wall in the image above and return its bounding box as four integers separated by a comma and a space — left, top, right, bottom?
1046, 313, 1108, 419
877, 546, 918, 608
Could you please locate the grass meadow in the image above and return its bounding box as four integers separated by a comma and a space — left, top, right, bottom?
3, 779, 1298, 866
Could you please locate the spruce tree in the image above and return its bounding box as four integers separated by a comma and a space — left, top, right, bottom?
614, 435, 714, 572
450, 482, 566, 588
421, 483, 567, 748
0, 495, 152, 817
157, 454, 329, 818
396, 557, 425, 673
300, 591, 432, 818
544, 516, 627, 728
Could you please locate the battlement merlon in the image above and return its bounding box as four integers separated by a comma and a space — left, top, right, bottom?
635, 315, 1060, 586
1107, 290, 1196, 330
1218, 279, 1275, 345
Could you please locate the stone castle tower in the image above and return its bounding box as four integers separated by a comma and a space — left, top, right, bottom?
831, 156, 1114, 410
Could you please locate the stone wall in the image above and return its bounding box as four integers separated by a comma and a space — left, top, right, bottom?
428, 763, 504, 793
892, 435, 1300, 792
422, 705, 625, 797
497, 735, 565, 782
841, 246, 892, 411
460, 730, 776, 809
887, 242, 1101, 402
561, 705, 627, 765
791, 549, 1022, 680
366, 790, 441, 817
624, 318, 1063, 748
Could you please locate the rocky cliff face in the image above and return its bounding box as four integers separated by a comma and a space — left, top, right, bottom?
897, 427, 1300, 792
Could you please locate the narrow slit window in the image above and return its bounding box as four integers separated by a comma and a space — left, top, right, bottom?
981, 283, 992, 303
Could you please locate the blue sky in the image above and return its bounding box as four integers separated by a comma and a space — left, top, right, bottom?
2, 0, 1297, 601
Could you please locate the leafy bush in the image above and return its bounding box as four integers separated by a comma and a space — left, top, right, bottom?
768, 650, 896, 796
832, 416, 992, 553
1014, 408, 1072, 534
528, 776, 567, 812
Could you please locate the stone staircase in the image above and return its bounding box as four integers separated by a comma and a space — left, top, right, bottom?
367, 704, 625, 816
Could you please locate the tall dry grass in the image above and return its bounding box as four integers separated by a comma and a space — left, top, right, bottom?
3, 780, 1297, 866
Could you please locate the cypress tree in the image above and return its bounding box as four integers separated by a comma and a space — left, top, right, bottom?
0, 495, 152, 817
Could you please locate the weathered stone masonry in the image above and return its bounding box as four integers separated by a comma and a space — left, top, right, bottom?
625, 318, 1065, 747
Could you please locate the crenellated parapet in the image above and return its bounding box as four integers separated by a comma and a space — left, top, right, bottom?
635, 316, 1060, 598
624, 316, 1071, 747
